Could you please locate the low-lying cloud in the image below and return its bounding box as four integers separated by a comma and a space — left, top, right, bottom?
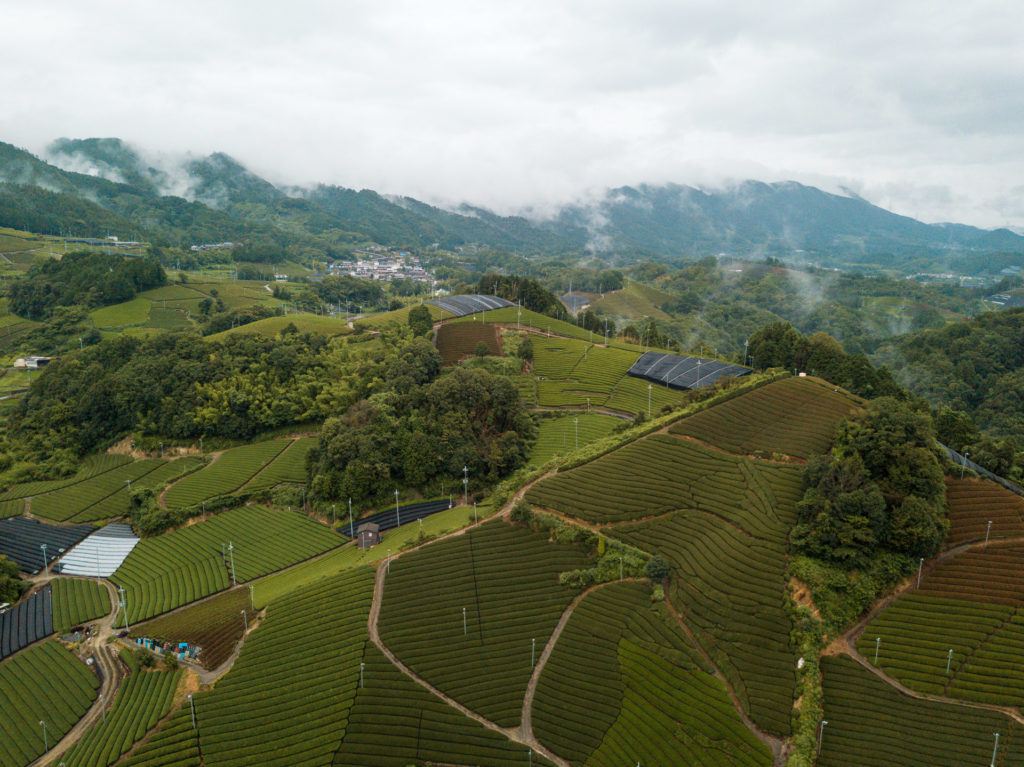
0, 0, 1021, 228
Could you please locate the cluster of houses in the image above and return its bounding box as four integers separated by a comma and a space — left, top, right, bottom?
189, 241, 237, 252
330, 248, 434, 284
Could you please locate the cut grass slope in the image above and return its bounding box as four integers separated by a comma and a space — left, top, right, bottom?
435, 322, 502, 364
378, 519, 591, 728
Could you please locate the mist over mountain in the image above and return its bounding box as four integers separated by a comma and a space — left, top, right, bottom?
1, 137, 1022, 270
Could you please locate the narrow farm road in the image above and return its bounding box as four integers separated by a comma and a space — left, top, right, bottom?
663, 595, 787, 767
33, 580, 127, 767
519, 579, 644, 749
818, 534, 1024, 732
368, 562, 571, 767
157, 449, 224, 510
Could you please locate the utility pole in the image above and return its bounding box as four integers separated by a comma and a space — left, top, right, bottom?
349, 498, 355, 538
917, 557, 924, 588
991, 732, 1000, 767
648, 383, 652, 418
463, 465, 469, 506
874, 636, 881, 664
119, 586, 131, 631
394, 489, 401, 527
241, 609, 248, 632
359, 662, 365, 688
816, 720, 828, 756
188, 694, 196, 729
986, 520, 993, 546
531, 638, 536, 667
40, 544, 48, 576
40, 720, 48, 752
228, 542, 237, 587
249, 584, 255, 611
946, 648, 954, 674
961, 451, 970, 480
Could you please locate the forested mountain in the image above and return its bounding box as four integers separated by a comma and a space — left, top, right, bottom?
2, 137, 1023, 269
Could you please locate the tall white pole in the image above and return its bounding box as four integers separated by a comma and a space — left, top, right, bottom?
395, 489, 401, 527
917, 558, 924, 588
991, 732, 1000, 767
463, 466, 469, 506
874, 636, 881, 664
463, 607, 467, 635
961, 451, 970, 480
40, 544, 48, 576
119, 586, 131, 631
648, 383, 652, 418
817, 720, 828, 755
228, 542, 237, 587
360, 662, 365, 688
349, 498, 354, 538
986, 520, 993, 546
946, 648, 954, 674
40, 720, 47, 752
531, 638, 536, 667
188, 694, 196, 729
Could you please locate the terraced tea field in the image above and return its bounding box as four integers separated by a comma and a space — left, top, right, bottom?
944, 475, 1024, 547
529, 428, 803, 736
206, 312, 352, 340
135, 587, 251, 669
62, 657, 180, 767
192, 568, 373, 766
240, 436, 316, 492
858, 543, 1024, 707
669, 376, 861, 458
111, 505, 341, 622
449, 306, 598, 342
819, 655, 1024, 766
533, 581, 771, 767
528, 413, 622, 466
30, 457, 202, 523
0, 640, 100, 767
334, 646, 554, 767
164, 439, 292, 509
51, 577, 111, 631
378, 519, 591, 728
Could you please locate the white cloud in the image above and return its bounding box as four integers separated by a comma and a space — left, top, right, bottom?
0, 0, 1021, 227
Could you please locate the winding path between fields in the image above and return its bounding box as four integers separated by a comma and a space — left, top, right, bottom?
820, 534, 1024, 731
663, 595, 789, 767
32, 581, 126, 767
367, 470, 572, 767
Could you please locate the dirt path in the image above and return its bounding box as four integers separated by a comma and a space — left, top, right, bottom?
33, 581, 127, 767
368, 562, 570, 767
518, 579, 643, 749
663, 595, 787, 766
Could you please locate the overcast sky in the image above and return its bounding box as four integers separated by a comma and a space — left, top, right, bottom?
1, 0, 1021, 228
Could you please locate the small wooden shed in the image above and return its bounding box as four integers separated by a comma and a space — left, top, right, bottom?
357, 522, 381, 550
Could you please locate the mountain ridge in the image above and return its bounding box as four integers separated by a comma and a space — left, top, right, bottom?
0, 137, 1021, 267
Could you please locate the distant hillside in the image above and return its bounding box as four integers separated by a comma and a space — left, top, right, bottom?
2, 137, 1023, 269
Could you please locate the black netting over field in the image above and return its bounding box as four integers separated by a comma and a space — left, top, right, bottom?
428, 294, 514, 317
341, 499, 454, 538
0, 585, 52, 660
0, 517, 93, 574
628, 351, 751, 390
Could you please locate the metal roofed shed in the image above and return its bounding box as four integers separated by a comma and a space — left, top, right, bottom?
628, 351, 752, 390
428, 294, 514, 317
356, 522, 381, 550
56, 523, 140, 577
0, 517, 93, 574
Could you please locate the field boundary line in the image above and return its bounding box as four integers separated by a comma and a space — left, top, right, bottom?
664, 594, 787, 766
518, 578, 644, 756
